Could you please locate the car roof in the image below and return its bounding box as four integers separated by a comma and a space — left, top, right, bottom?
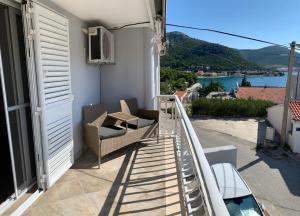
211, 163, 251, 199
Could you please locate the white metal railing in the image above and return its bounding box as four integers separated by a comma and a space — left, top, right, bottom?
158, 95, 230, 216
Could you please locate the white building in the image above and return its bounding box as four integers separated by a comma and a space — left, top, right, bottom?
0, 0, 230, 215
290, 73, 300, 100
267, 101, 300, 153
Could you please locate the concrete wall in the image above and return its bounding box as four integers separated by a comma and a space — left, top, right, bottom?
204, 145, 237, 167
40, 0, 100, 159
290, 74, 300, 100
100, 28, 160, 112
267, 104, 283, 134
292, 121, 300, 153
267, 104, 298, 150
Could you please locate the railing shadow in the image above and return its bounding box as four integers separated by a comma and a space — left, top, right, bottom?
96, 137, 183, 215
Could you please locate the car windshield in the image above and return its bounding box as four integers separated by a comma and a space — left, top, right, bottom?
224, 195, 263, 216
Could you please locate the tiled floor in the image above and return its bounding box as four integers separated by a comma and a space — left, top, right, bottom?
21, 137, 183, 216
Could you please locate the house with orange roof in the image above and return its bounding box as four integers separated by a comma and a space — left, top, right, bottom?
174, 90, 192, 103
267, 101, 300, 153
236, 86, 285, 104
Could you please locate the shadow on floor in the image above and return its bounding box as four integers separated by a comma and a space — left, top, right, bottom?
95, 137, 183, 215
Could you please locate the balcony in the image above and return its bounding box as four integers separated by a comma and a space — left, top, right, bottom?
14, 96, 228, 216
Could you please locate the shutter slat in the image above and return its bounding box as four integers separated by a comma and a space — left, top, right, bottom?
45, 95, 70, 105
44, 86, 69, 94
40, 29, 68, 42
41, 43, 69, 52
42, 54, 69, 62
40, 36, 68, 48
43, 65, 69, 72
49, 129, 71, 147
39, 13, 67, 28
44, 81, 70, 88
45, 90, 70, 99
42, 60, 69, 67
48, 120, 71, 139
42, 50, 68, 57
45, 72, 70, 78
44, 77, 70, 82
33, 3, 73, 187
39, 22, 68, 37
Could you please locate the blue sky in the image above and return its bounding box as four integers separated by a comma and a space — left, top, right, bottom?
167, 0, 300, 49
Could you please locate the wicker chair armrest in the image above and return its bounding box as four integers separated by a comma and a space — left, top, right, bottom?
138, 109, 159, 121
84, 123, 100, 149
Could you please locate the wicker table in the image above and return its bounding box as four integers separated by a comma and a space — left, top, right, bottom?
108, 112, 139, 130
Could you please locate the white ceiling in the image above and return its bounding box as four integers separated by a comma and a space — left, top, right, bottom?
50, 0, 151, 28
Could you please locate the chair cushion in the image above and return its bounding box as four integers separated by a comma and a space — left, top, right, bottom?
128, 118, 155, 128
99, 126, 126, 140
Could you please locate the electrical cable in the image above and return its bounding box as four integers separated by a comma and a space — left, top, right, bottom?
166, 23, 300, 50
109, 21, 150, 30
109, 22, 299, 51
168, 42, 300, 69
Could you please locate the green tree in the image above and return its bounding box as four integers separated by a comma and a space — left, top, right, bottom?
198, 81, 224, 97
160, 67, 197, 94
240, 75, 251, 87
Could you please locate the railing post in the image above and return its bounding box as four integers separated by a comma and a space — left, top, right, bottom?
158, 95, 229, 216
175, 101, 178, 135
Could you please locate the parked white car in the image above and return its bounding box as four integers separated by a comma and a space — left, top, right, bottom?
211, 163, 264, 216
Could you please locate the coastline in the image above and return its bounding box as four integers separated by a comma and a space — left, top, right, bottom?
197, 74, 286, 79
198, 73, 288, 91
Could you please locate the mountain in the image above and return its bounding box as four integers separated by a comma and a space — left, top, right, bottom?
161, 32, 262, 71
239, 46, 300, 67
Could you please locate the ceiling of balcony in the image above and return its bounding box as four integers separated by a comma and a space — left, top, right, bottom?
50, 0, 155, 28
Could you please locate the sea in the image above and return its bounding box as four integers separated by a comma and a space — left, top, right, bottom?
198, 73, 288, 91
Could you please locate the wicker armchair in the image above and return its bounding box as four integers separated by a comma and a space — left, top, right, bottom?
83, 102, 158, 168
83, 104, 128, 168
120, 98, 159, 134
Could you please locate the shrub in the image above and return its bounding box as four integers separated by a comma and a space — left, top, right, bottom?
191, 98, 274, 117
160, 67, 197, 94
198, 80, 225, 97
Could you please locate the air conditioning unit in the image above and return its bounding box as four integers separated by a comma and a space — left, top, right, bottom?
88, 26, 114, 64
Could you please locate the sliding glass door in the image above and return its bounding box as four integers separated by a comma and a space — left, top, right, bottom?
0, 2, 37, 208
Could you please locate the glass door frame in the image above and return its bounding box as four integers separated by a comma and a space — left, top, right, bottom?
0, 0, 41, 212
0, 46, 19, 210
7, 5, 36, 190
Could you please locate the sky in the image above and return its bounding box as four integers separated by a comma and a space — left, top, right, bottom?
167, 0, 300, 49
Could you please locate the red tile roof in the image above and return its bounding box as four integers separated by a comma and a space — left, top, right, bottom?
236, 87, 285, 104
289, 101, 300, 121
175, 91, 187, 98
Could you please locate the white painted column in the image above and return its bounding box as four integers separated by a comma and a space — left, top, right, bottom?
143, 28, 160, 110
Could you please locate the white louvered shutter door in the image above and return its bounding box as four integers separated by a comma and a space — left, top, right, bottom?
31, 3, 73, 187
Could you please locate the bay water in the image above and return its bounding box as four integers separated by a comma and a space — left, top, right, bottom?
198, 73, 288, 91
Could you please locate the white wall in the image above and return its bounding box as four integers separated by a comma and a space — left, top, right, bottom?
292, 121, 300, 153
267, 104, 284, 134
290, 74, 300, 100
101, 28, 160, 112
36, 1, 160, 158
267, 104, 298, 149
40, 0, 100, 159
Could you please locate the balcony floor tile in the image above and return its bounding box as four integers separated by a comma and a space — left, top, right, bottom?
22, 137, 183, 216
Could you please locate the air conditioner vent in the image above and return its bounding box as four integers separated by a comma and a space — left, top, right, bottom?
88, 26, 114, 64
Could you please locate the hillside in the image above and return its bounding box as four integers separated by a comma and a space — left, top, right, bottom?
239, 46, 300, 67
161, 32, 262, 71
